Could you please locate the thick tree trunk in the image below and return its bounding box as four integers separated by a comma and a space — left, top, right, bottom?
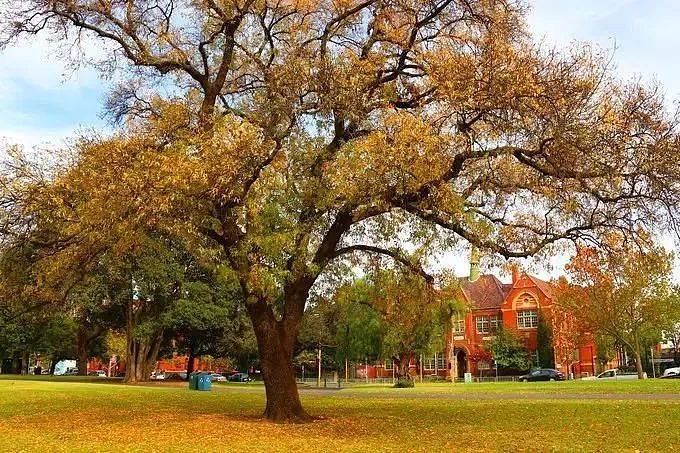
11, 352, 21, 374
634, 347, 645, 380
49, 357, 60, 375
395, 353, 413, 380
123, 300, 162, 383
125, 337, 161, 383
75, 325, 104, 376
249, 302, 311, 423
76, 328, 90, 376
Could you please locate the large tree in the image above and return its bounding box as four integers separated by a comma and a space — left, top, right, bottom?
2, 0, 680, 421
558, 235, 680, 379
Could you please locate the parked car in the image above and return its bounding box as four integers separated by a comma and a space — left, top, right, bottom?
150, 371, 166, 380
63, 367, 79, 376
164, 372, 187, 381
519, 368, 565, 382
88, 370, 107, 377
209, 373, 227, 382
227, 372, 252, 382
662, 366, 680, 377
582, 369, 644, 380
660, 373, 680, 379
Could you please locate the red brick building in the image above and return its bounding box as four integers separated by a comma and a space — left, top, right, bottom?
367, 255, 606, 380
448, 261, 600, 379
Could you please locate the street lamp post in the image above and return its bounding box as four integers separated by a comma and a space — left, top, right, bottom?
317, 346, 322, 387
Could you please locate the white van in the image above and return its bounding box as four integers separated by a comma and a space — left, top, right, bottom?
663, 366, 680, 377
582, 369, 645, 380
53, 360, 77, 376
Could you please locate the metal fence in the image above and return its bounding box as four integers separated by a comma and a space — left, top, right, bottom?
296, 375, 531, 387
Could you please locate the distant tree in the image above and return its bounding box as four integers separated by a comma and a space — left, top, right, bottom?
161, 265, 242, 377
536, 316, 555, 369
663, 321, 680, 365
559, 235, 680, 379
214, 310, 259, 373
486, 327, 532, 373
334, 291, 382, 374
334, 269, 454, 386
594, 333, 618, 371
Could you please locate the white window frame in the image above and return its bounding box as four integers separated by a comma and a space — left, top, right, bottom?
425, 353, 446, 370
452, 318, 465, 334
517, 310, 538, 329
384, 360, 393, 370
476, 316, 490, 334
490, 314, 500, 331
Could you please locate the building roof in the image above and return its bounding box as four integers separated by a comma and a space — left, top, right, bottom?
527, 275, 554, 299
459, 273, 554, 311
459, 275, 511, 310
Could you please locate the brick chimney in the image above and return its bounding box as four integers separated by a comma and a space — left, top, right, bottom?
511, 264, 519, 284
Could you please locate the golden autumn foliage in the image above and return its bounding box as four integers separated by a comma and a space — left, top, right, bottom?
2, 0, 680, 420
557, 233, 680, 378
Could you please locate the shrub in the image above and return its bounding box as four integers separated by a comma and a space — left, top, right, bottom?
393, 378, 415, 388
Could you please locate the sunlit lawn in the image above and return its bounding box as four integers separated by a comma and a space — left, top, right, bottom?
344, 378, 680, 394
1, 377, 679, 452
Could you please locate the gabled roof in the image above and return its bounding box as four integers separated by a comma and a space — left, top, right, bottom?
459, 275, 511, 310
527, 275, 554, 299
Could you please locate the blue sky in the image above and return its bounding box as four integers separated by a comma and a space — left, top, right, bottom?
1, 1, 678, 278
1, 1, 678, 148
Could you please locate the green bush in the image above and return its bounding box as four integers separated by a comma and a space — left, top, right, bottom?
393, 378, 415, 388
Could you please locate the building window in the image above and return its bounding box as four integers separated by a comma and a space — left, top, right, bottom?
490, 314, 500, 332
384, 360, 393, 370
517, 310, 538, 329
476, 316, 490, 334
452, 318, 465, 334
426, 353, 445, 370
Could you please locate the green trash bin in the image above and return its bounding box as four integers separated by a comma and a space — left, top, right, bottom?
189, 372, 200, 390
198, 372, 212, 391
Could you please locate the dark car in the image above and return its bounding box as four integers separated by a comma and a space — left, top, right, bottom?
519, 368, 565, 382
227, 372, 252, 382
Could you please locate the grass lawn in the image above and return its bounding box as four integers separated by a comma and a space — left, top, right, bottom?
343, 379, 680, 394
1, 377, 679, 452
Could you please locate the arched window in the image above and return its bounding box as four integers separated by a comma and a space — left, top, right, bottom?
516, 293, 538, 309
515, 293, 539, 329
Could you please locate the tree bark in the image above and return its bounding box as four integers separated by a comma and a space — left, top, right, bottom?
11, 352, 21, 374
186, 341, 195, 378
49, 357, 60, 375
633, 344, 645, 380
395, 352, 413, 380
249, 301, 311, 423
75, 325, 105, 376
125, 336, 162, 383
123, 300, 162, 383
21, 350, 29, 374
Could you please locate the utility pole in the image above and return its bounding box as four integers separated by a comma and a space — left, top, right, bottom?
365, 356, 368, 383
345, 357, 348, 382
317, 346, 322, 387
449, 333, 454, 384
650, 347, 656, 378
